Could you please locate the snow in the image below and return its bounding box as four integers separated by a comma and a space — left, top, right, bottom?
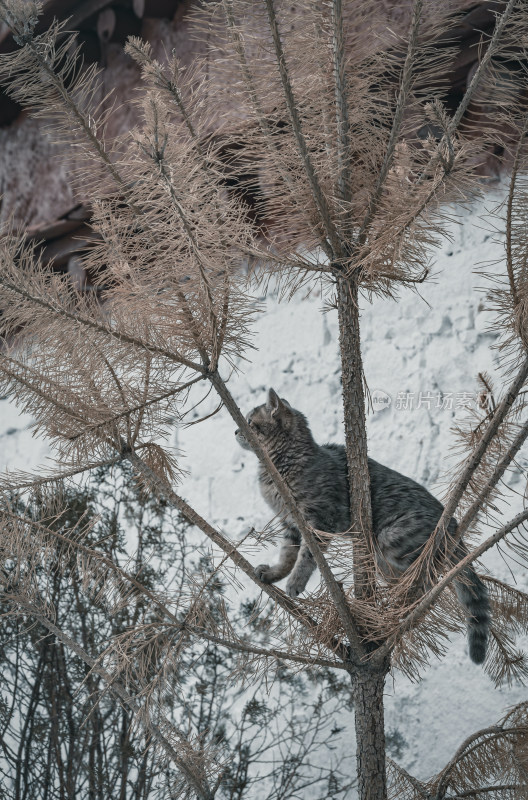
1, 184, 527, 790
0, 399, 49, 473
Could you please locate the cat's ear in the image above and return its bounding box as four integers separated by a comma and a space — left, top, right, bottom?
267, 387, 289, 417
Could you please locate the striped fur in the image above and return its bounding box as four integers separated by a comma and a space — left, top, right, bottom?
235, 389, 490, 664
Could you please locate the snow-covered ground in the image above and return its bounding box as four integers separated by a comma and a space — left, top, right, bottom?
2, 186, 527, 789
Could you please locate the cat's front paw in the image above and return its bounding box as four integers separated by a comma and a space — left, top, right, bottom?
285, 578, 304, 599
255, 564, 277, 584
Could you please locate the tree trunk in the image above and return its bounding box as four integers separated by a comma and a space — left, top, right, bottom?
336, 271, 388, 800
336, 272, 374, 601
352, 662, 390, 800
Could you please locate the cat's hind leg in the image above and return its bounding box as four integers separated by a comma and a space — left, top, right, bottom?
255, 531, 299, 584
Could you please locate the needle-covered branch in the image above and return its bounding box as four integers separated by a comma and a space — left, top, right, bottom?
208, 370, 367, 661
0, 1, 126, 195
456, 417, 528, 541
373, 507, 528, 662
432, 702, 528, 799
124, 445, 357, 667
0, 273, 204, 372
412, 355, 528, 581
417, 0, 521, 188
357, 0, 523, 279
358, 0, 423, 243
220, 0, 333, 260
331, 0, 351, 212
264, 0, 342, 258
1, 507, 346, 672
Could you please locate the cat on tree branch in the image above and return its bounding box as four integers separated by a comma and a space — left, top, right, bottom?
1, 1, 528, 798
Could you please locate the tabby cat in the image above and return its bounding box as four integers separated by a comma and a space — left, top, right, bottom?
235, 388, 490, 664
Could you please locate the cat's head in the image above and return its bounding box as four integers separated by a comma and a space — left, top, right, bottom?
235, 388, 313, 452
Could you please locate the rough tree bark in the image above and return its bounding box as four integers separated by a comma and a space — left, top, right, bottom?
352, 661, 390, 800
337, 270, 389, 800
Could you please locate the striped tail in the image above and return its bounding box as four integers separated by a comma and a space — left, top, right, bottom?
452, 542, 491, 664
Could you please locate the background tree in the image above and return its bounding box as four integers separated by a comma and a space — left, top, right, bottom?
0, 467, 353, 800
1, 1, 528, 798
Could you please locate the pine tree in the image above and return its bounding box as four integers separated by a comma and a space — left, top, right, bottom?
1, 1, 528, 798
